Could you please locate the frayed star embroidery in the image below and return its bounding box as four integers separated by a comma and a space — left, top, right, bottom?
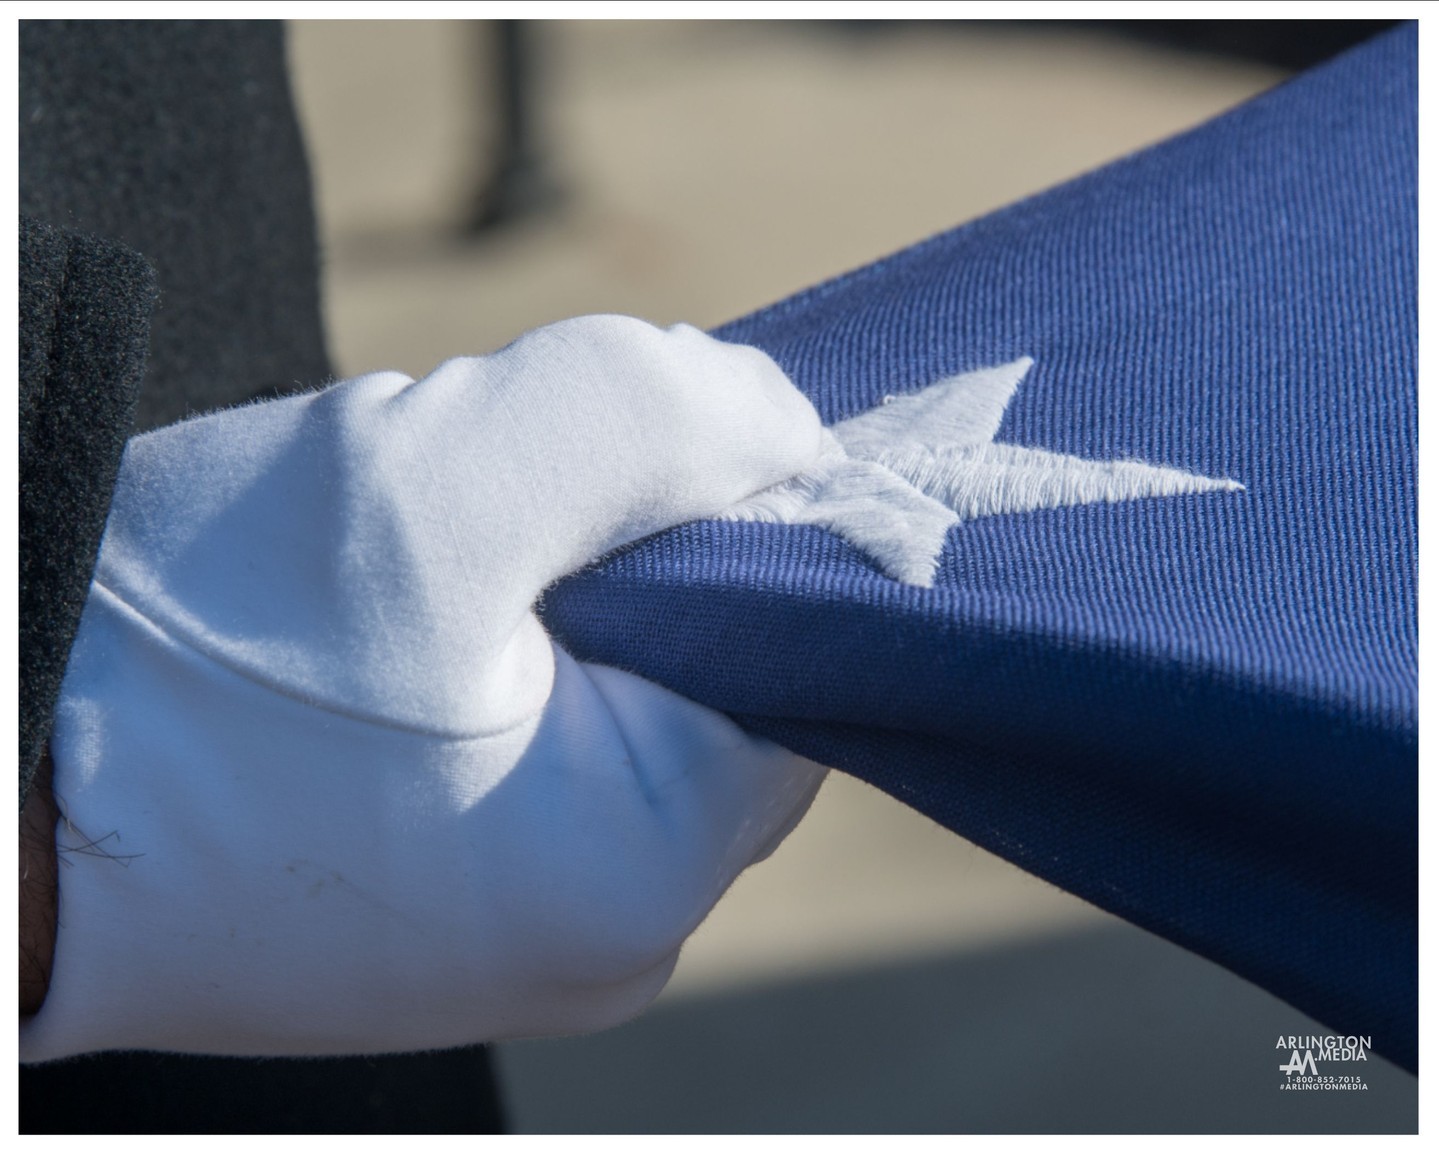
724, 358, 1244, 587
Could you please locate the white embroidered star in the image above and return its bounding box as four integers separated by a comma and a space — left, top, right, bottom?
723, 358, 1243, 587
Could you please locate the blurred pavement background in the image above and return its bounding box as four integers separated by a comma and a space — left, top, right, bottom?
287, 20, 1417, 1133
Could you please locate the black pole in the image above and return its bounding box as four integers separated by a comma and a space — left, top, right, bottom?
468, 20, 561, 233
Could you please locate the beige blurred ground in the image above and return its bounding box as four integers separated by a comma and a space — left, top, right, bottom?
295, 19, 1295, 377
287, 20, 1416, 1133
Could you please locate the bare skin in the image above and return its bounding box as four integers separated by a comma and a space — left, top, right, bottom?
20, 751, 59, 1016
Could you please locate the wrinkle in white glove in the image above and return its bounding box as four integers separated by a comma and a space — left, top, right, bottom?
23, 316, 828, 1060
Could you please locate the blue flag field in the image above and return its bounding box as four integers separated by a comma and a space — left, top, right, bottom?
545, 25, 1418, 1072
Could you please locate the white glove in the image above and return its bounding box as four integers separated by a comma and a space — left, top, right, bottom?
22, 315, 828, 1060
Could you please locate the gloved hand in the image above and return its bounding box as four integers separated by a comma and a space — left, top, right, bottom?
21, 315, 829, 1060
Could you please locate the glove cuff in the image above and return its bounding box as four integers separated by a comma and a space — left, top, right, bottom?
23, 578, 824, 1060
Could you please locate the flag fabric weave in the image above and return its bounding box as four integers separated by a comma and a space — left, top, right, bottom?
544, 25, 1418, 1071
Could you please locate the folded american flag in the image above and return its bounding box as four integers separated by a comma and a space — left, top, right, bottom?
546, 24, 1417, 1071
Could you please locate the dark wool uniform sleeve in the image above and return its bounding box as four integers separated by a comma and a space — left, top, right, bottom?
19, 216, 155, 812
20, 20, 331, 433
